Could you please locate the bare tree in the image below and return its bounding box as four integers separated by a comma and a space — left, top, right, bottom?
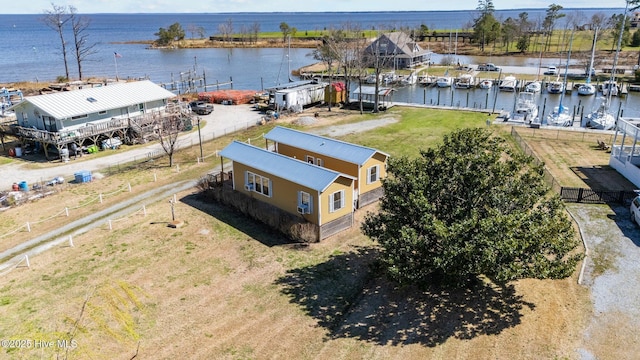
218, 18, 234, 42
319, 23, 368, 108
250, 22, 261, 44
187, 24, 205, 39
156, 112, 186, 167
41, 3, 71, 80
312, 31, 340, 111
69, 7, 98, 80
363, 31, 394, 113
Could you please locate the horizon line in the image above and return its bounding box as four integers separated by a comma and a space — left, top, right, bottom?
1, 7, 627, 15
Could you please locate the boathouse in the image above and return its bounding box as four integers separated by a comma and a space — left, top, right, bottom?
364, 31, 432, 69
350, 86, 394, 110
3, 80, 186, 159
218, 140, 355, 241
264, 126, 389, 208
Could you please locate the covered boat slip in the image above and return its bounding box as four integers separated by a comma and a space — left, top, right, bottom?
610, 117, 640, 188
349, 86, 394, 110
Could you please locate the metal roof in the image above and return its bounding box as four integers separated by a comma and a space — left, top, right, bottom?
219, 141, 353, 192
265, 126, 389, 165
17, 80, 176, 119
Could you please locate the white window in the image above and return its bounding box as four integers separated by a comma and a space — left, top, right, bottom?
245, 171, 271, 197
71, 114, 88, 121
306, 155, 315, 164
367, 165, 380, 184
329, 190, 345, 213
316, 158, 324, 167
297, 191, 312, 214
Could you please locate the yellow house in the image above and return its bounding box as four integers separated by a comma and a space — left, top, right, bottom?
219, 140, 355, 240
264, 126, 389, 208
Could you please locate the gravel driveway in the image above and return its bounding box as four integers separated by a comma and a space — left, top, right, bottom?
568, 203, 640, 360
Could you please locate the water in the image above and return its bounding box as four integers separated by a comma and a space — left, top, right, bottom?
0, 9, 635, 117
392, 83, 637, 123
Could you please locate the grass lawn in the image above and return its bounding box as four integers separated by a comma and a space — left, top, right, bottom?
336, 107, 488, 157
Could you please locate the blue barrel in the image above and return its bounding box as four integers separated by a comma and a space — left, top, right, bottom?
18, 181, 28, 191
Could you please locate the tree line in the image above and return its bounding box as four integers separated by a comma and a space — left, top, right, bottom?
471, 0, 640, 54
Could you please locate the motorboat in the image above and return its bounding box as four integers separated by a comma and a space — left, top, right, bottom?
578, 27, 598, 96
436, 76, 453, 88
525, 81, 541, 93
478, 79, 493, 89
418, 75, 436, 86
499, 75, 517, 91
547, 80, 564, 94
365, 74, 380, 84
510, 91, 538, 123
454, 74, 474, 89
382, 72, 398, 86
586, 97, 616, 130
601, 80, 619, 97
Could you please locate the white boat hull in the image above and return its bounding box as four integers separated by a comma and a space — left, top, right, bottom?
479, 80, 492, 89
436, 77, 452, 88
578, 84, 596, 96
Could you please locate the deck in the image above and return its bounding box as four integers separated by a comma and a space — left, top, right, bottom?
0, 102, 190, 159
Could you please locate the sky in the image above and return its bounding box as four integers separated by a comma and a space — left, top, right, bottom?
3, 0, 628, 14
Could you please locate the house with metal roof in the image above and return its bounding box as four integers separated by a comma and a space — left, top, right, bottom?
264, 126, 389, 208
364, 31, 432, 69
4, 80, 184, 159
219, 140, 355, 240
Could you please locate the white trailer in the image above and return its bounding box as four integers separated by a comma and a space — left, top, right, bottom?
274, 82, 327, 112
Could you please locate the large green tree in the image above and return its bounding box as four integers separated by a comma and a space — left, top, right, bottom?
472, 0, 501, 51
542, 4, 565, 52
154, 22, 185, 46
362, 128, 582, 288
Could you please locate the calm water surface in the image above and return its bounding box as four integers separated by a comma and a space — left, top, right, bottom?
1, 9, 637, 117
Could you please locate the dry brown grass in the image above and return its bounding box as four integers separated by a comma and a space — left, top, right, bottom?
0, 192, 591, 359
513, 127, 635, 190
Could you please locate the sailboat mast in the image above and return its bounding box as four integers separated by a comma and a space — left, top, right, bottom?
288, 35, 293, 82
558, 31, 574, 111
587, 27, 598, 84
608, 1, 628, 103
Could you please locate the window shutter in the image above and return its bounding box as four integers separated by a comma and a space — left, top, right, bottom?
329, 194, 334, 213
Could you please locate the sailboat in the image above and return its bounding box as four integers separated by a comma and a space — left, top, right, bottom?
526, 48, 543, 93
586, 97, 616, 130
546, 32, 574, 127
578, 27, 598, 96
587, 7, 627, 130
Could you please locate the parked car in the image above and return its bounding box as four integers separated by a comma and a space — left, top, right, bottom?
631, 195, 640, 224
189, 101, 214, 115
477, 63, 500, 72
544, 66, 558, 75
